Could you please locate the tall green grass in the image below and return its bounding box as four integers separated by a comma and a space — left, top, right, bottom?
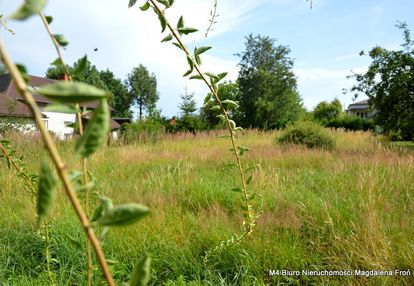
0, 129, 413, 285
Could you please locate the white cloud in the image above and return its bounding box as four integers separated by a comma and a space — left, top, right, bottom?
295, 66, 367, 111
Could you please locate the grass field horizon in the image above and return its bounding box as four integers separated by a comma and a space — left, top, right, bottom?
1, 129, 413, 285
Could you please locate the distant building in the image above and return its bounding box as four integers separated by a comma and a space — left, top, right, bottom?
346, 99, 375, 119
0, 74, 120, 139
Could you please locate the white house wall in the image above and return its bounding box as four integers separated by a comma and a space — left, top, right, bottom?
42, 112, 75, 140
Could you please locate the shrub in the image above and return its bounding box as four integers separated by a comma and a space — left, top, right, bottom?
278, 121, 335, 149
121, 119, 165, 144
325, 116, 374, 131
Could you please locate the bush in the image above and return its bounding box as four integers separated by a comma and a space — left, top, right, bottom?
278, 121, 335, 149
325, 116, 374, 131
121, 119, 165, 144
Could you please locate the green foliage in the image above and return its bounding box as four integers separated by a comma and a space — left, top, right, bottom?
75, 99, 109, 158
179, 88, 197, 117
325, 116, 375, 132
35, 81, 109, 103
126, 64, 159, 121
313, 98, 343, 122
9, 0, 47, 20
201, 81, 239, 129
121, 119, 166, 144
46, 57, 132, 118
130, 255, 151, 286
237, 34, 305, 129
37, 161, 58, 225
351, 22, 414, 141
278, 121, 335, 149
97, 203, 150, 226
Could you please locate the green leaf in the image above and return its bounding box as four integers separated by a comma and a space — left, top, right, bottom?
35, 81, 109, 103
205, 72, 219, 80
53, 34, 69, 47
177, 27, 198, 35
65, 234, 82, 250
216, 114, 225, 121
172, 42, 184, 51
229, 120, 236, 130
217, 72, 228, 81
130, 254, 151, 286
90, 204, 103, 222
203, 93, 212, 104
195, 54, 201, 65
176, 16, 184, 29
129, 0, 138, 8
161, 34, 173, 42
158, 14, 167, 32
194, 46, 211, 56
37, 161, 58, 225
45, 15, 53, 24
246, 175, 253, 185
75, 99, 109, 158
168, 0, 175, 7
189, 75, 203, 80
231, 187, 242, 193
97, 203, 150, 226
210, 105, 221, 111
182, 69, 192, 77
50, 58, 63, 67
139, 1, 150, 11
157, 0, 170, 7
43, 103, 80, 114
16, 63, 29, 84
73, 55, 88, 76
221, 99, 239, 109
9, 0, 48, 20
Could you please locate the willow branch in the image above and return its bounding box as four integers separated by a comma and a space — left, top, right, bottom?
0, 40, 115, 286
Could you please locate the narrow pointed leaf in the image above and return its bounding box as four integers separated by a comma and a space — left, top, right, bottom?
97, 203, 149, 226
194, 46, 211, 56
139, 1, 150, 11
35, 82, 108, 103
130, 254, 151, 286
203, 93, 212, 104
189, 75, 203, 80
75, 99, 109, 158
156, 0, 170, 7
177, 27, 198, 35
53, 34, 69, 47
73, 55, 88, 76
161, 34, 173, 42
9, 0, 47, 20
177, 16, 184, 29
195, 54, 201, 65
43, 103, 81, 114
158, 14, 167, 32
128, 0, 138, 8
210, 105, 221, 111
231, 188, 242, 193
37, 161, 58, 225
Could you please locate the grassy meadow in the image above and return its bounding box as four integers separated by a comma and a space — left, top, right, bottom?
0, 129, 413, 285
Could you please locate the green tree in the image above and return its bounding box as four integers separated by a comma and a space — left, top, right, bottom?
178, 87, 197, 117
313, 98, 343, 122
126, 64, 158, 121
99, 69, 131, 118
237, 34, 304, 129
201, 81, 239, 128
46, 58, 133, 118
351, 22, 414, 140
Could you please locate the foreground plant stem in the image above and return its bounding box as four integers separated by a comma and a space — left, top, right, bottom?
39, 13, 94, 285
149, 0, 255, 236
0, 40, 115, 286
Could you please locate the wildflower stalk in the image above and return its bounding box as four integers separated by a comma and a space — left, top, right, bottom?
147, 0, 256, 236
0, 40, 115, 286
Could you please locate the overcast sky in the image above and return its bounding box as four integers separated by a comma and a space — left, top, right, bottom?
1, 0, 413, 118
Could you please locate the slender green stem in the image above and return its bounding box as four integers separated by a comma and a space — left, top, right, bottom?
44, 220, 56, 286
39, 13, 94, 284
148, 0, 255, 234
0, 40, 116, 286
